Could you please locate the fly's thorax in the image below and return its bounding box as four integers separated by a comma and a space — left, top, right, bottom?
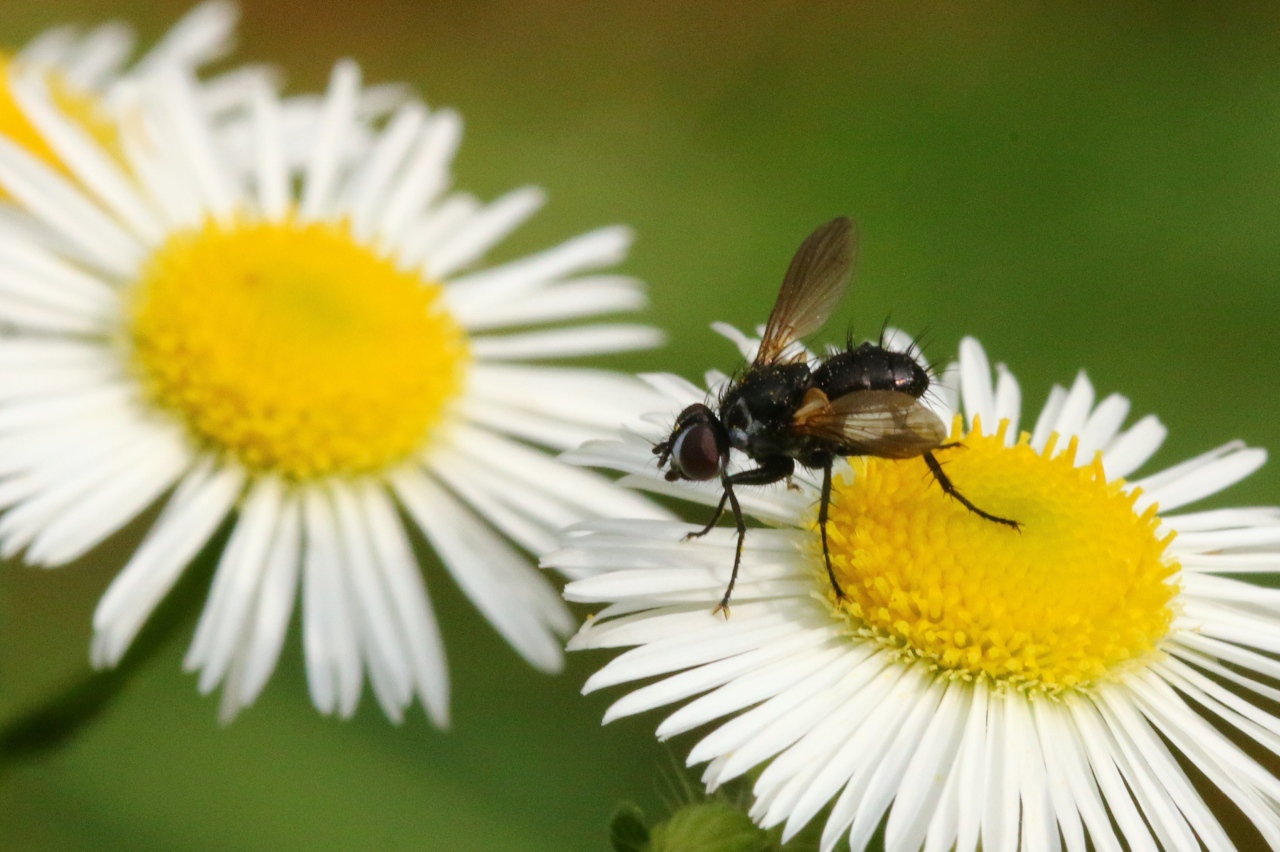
720, 363, 812, 454
814, 343, 929, 399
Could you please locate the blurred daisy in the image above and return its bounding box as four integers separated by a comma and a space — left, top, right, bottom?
1, 2, 236, 171
0, 59, 668, 724
2, 2, 407, 198
555, 330, 1280, 851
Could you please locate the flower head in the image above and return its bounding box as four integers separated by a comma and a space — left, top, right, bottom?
0, 2, 237, 178
0, 57, 669, 724
555, 330, 1280, 850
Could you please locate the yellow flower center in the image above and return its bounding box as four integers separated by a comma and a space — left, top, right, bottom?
0, 55, 117, 192
821, 418, 1178, 692
128, 218, 468, 480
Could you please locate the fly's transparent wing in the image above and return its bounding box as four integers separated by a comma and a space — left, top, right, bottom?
793, 389, 945, 458
755, 217, 857, 365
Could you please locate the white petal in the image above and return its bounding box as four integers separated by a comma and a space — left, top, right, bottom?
1129, 672, 1280, 848
1006, 694, 1059, 852
392, 469, 568, 671
831, 670, 938, 851
1135, 446, 1266, 513
300, 60, 360, 222
330, 481, 413, 717
229, 494, 302, 715
1065, 696, 1156, 852
130, 0, 239, 78
301, 488, 363, 717
958, 337, 995, 432
1048, 372, 1094, 447
185, 477, 283, 691
394, 193, 479, 269
375, 109, 462, 246
150, 70, 237, 222
1096, 688, 1233, 852
425, 186, 545, 279
17, 26, 78, 68
346, 102, 427, 239
447, 424, 670, 522
979, 690, 1019, 852
952, 679, 988, 852
882, 680, 971, 852
688, 647, 875, 770
455, 276, 647, 331
1100, 414, 1166, 479
1129, 439, 1245, 494
430, 449, 564, 555
1029, 385, 1067, 452
602, 633, 841, 724
446, 225, 632, 312
91, 461, 244, 667
470, 323, 662, 360
992, 363, 1021, 442
0, 238, 118, 314
358, 483, 450, 727
0, 128, 142, 277
1074, 393, 1129, 463
10, 69, 164, 243
61, 23, 134, 91
249, 78, 288, 219
27, 427, 190, 566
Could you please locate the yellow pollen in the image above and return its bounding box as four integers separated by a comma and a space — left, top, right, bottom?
820, 417, 1178, 692
0, 56, 118, 194
128, 218, 468, 480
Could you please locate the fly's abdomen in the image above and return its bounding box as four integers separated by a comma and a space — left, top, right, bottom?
814, 343, 929, 399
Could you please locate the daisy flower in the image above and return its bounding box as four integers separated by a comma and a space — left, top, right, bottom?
3, 2, 409, 201
554, 329, 1280, 851
0, 58, 669, 724
1, 2, 236, 167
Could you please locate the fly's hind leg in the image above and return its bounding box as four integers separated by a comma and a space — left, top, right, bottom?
818, 459, 847, 601
923, 450, 1020, 529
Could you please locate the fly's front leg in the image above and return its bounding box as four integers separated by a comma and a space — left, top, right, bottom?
923, 450, 1020, 529
710, 456, 794, 618
685, 489, 730, 541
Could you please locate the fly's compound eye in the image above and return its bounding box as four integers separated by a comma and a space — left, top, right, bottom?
672, 422, 722, 481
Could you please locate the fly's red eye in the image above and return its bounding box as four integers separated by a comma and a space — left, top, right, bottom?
673, 422, 721, 481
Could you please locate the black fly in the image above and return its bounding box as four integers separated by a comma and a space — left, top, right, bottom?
653, 217, 1020, 615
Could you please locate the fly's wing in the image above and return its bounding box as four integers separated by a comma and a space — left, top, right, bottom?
793, 389, 946, 458
755, 217, 857, 366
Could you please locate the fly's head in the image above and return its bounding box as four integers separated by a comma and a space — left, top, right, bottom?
653, 403, 727, 482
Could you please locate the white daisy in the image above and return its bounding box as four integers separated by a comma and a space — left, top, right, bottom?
554, 329, 1280, 851
2, 2, 409, 198
0, 58, 671, 724
10, 1, 236, 98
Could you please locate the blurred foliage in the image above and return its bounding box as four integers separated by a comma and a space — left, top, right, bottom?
3, 1, 1280, 850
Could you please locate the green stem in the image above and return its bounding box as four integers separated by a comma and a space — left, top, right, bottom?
0, 526, 226, 771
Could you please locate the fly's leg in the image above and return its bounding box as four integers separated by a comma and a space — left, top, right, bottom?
704, 456, 795, 617
923, 450, 1020, 529
818, 459, 847, 601
713, 482, 748, 619
685, 489, 729, 540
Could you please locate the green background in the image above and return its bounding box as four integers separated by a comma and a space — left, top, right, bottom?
3, 1, 1280, 849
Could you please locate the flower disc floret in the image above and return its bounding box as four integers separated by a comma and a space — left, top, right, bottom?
128, 218, 468, 480
823, 417, 1178, 690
